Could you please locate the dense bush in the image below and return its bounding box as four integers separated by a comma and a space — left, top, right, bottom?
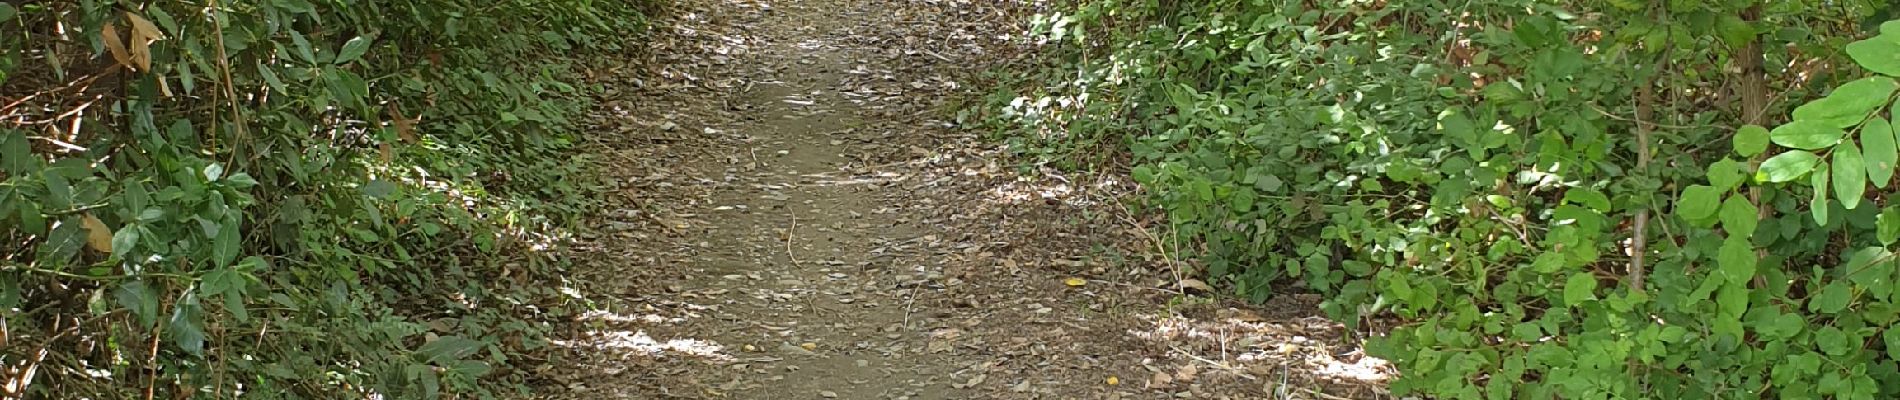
1, 0, 648, 397
983, 0, 1900, 397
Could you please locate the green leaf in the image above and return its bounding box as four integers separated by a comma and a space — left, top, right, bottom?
1676, 185, 1722, 220
1719, 196, 1758, 237
335, 36, 373, 64
417, 336, 485, 364
1847, 35, 1900, 76
117, 281, 160, 328
1813, 163, 1832, 224
203, 163, 224, 181
169, 293, 206, 356
1734, 124, 1770, 157
363, 179, 398, 199
1792, 76, 1897, 128
1811, 281, 1853, 314
1717, 235, 1757, 284
1, 131, 30, 174
111, 225, 139, 258
1886, 327, 1900, 360
1563, 188, 1611, 211
1716, 14, 1753, 47
1771, 120, 1848, 149
200, 268, 240, 297
1835, 142, 1868, 209
1879, 206, 1900, 245
1865, 118, 1897, 187
0, 4, 16, 22
1707, 158, 1747, 190
1758, 150, 1822, 183
214, 215, 240, 267
1844, 247, 1894, 289
288, 30, 317, 64
1563, 272, 1598, 307
1816, 326, 1854, 356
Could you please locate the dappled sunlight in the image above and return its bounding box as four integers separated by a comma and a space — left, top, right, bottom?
553, 330, 733, 362
1128, 310, 1392, 389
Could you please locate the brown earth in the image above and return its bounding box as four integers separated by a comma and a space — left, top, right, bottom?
530, 0, 1396, 398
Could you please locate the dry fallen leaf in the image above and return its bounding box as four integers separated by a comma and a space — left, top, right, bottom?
1063, 277, 1086, 287
1105, 376, 1119, 386
1178, 278, 1214, 294
101, 23, 131, 70
125, 12, 163, 71
81, 213, 113, 254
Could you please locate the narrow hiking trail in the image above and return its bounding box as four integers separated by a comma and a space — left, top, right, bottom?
536, 0, 1395, 399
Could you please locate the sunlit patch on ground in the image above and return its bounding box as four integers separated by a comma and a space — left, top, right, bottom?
981, 170, 1127, 207
1128, 307, 1392, 394
553, 330, 732, 362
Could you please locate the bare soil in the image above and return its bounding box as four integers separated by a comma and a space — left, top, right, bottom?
532, 0, 1397, 398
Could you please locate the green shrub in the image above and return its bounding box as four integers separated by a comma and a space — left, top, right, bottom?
0, 0, 649, 397
986, 0, 1900, 397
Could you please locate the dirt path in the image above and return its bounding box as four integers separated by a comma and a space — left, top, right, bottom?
538, 0, 1395, 399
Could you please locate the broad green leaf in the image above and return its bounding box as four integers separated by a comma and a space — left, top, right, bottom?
1816, 326, 1854, 356
1, 131, 30, 174
417, 336, 485, 364
1811, 281, 1853, 314
288, 30, 316, 64
1847, 35, 1900, 76
1719, 196, 1758, 237
1792, 76, 1897, 128
215, 216, 240, 267
1758, 150, 1821, 182
1716, 14, 1753, 47
1734, 124, 1770, 157
1866, 118, 1899, 187
1717, 235, 1757, 284
1676, 185, 1722, 220
116, 281, 160, 328
1563, 188, 1611, 211
1771, 120, 1848, 149
1563, 272, 1597, 307
335, 36, 373, 64
1887, 327, 1900, 360
111, 225, 139, 258
363, 179, 398, 199
169, 293, 206, 356
1844, 247, 1894, 290
1835, 142, 1868, 209
201, 268, 241, 297
0, 4, 16, 22
448, 360, 492, 377
1707, 158, 1746, 190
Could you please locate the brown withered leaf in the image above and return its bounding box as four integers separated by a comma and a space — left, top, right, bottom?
101, 23, 131, 70
81, 213, 113, 254
125, 12, 163, 72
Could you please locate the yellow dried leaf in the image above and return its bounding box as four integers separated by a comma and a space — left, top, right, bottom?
799, 342, 817, 351
81, 214, 113, 253
100, 23, 131, 70
1105, 376, 1119, 386
1063, 277, 1086, 287
125, 13, 163, 72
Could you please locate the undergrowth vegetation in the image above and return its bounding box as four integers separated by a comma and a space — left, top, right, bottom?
980, 0, 1900, 397
1, 0, 651, 397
